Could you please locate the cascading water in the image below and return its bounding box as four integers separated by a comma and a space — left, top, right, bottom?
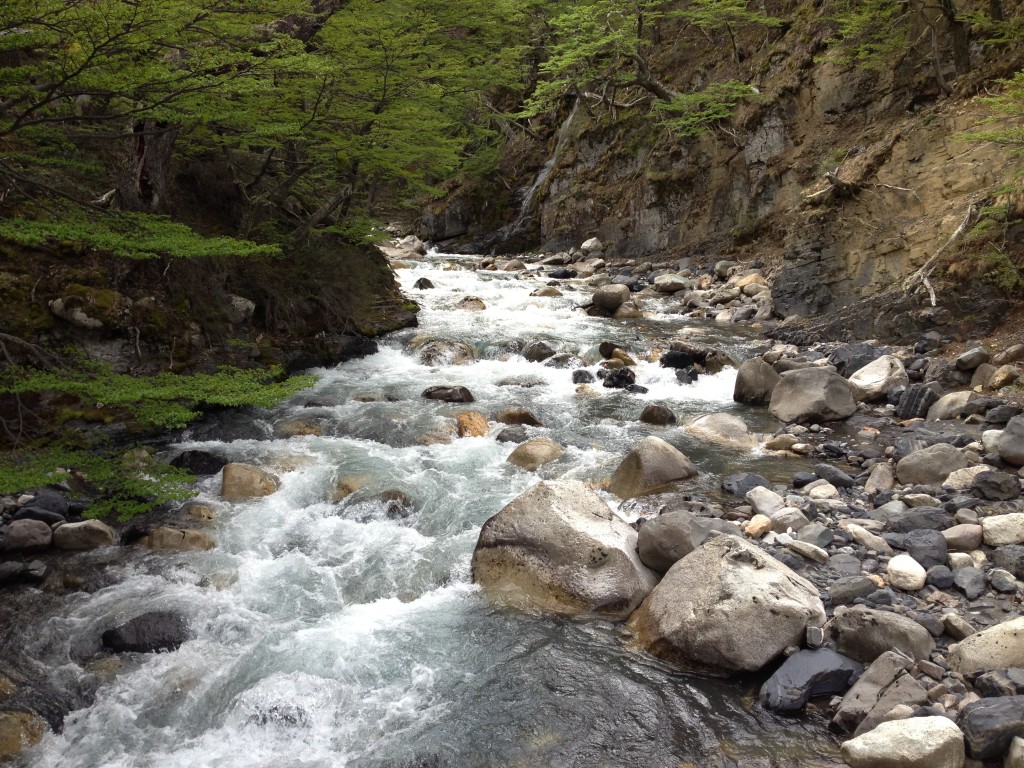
21, 250, 842, 767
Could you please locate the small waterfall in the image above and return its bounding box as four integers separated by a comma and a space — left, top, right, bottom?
493, 102, 582, 250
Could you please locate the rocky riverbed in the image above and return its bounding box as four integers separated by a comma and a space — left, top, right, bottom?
2, 237, 1023, 767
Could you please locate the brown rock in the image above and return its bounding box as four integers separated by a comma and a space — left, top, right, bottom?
495, 407, 543, 427
144, 527, 215, 552
456, 411, 489, 438
0, 711, 46, 759
221, 463, 280, 501
507, 438, 564, 471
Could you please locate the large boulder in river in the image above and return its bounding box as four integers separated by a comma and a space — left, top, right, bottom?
685, 413, 758, 450
506, 438, 563, 471
768, 368, 856, 424
607, 436, 698, 499
471, 480, 657, 619
221, 463, 280, 501
847, 355, 909, 402
592, 284, 631, 314
895, 443, 970, 485
733, 359, 781, 405
627, 536, 826, 675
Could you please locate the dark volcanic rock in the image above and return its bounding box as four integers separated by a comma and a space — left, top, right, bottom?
639, 404, 676, 426
495, 426, 528, 444
101, 611, 190, 653
954, 566, 986, 599
885, 507, 956, 533
828, 576, 878, 606
171, 450, 229, 476
975, 669, 1024, 698
903, 529, 948, 569
422, 386, 475, 403
972, 471, 1021, 501
659, 350, 695, 369
760, 648, 863, 712
896, 384, 942, 420
413, 277, 434, 289
12, 506, 66, 526
813, 463, 856, 489
992, 546, 1024, 579
829, 343, 886, 377
926, 565, 955, 589
721, 472, 770, 497
602, 368, 636, 389
572, 369, 595, 384
958, 695, 1024, 760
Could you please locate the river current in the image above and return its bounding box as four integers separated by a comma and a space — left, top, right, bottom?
25, 250, 842, 767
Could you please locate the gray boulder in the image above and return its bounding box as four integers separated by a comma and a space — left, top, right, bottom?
768, 368, 856, 424
833, 650, 914, 733
895, 443, 970, 485
637, 511, 741, 573
592, 284, 631, 314
627, 536, 825, 675
2, 519, 52, 553
471, 481, 657, 619
827, 605, 935, 663
733, 359, 781, 406
608, 436, 698, 499
998, 416, 1024, 466
52, 520, 116, 551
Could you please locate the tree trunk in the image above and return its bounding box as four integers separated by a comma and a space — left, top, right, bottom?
117, 120, 179, 213
939, 0, 971, 77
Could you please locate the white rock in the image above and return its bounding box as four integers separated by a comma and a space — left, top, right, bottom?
840, 716, 964, 768
864, 463, 895, 494
686, 413, 758, 450
887, 554, 927, 591
982, 513, 1024, 546
848, 355, 909, 402
580, 237, 603, 253
807, 483, 839, 500
943, 465, 992, 491
949, 616, 1024, 675
847, 523, 894, 555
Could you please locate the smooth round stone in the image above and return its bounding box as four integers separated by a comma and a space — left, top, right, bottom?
887, 553, 927, 591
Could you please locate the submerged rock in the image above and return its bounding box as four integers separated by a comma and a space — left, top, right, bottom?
220, 463, 280, 502
506, 438, 564, 471
471, 480, 657, 619
102, 611, 190, 653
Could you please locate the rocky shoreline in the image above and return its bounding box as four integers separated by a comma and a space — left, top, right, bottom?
2, 236, 1023, 765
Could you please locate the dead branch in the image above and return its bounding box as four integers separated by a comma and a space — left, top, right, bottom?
903, 202, 977, 306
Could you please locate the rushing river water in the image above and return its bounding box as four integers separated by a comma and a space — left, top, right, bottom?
24, 251, 843, 767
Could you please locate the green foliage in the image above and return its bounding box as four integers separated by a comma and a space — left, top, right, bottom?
826, 0, 910, 68
1, 362, 315, 430
0, 212, 281, 260
966, 71, 1024, 152
0, 443, 194, 521
672, 0, 784, 33
653, 81, 758, 136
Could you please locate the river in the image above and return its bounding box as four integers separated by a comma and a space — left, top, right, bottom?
23, 250, 843, 767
